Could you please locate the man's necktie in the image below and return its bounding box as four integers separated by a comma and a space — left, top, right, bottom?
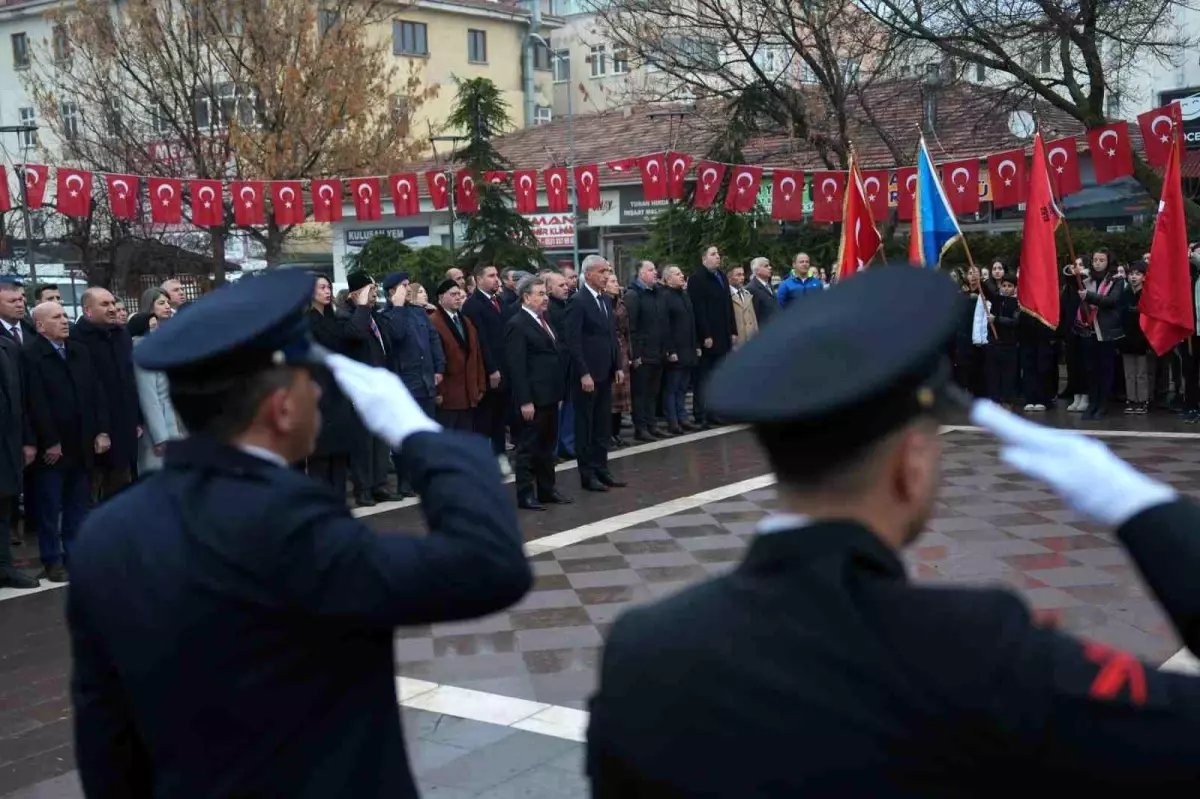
538, 314, 554, 339
12, 325, 21, 344
55, 344, 65, 360
451, 314, 464, 338
596, 293, 606, 318
369, 316, 385, 353
491, 296, 501, 313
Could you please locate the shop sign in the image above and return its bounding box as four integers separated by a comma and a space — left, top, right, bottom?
344, 227, 430, 248
524, 213, 575, 248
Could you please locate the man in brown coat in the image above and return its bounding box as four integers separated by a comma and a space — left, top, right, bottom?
429, 279, 486, 431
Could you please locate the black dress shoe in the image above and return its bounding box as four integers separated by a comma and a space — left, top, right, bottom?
581, 477, 609, 492
538, 489, 573, 504
0, 567, 39, 589
633, 429, 655, 443
559, 449, 576, 460
39, 563, 68, 583
680, 421, 700, 432
371, 488, 399, 502
355, 491, 377, 507
648, 427, 669, 438
517, 495, 546, 511
597, 472, 627, 488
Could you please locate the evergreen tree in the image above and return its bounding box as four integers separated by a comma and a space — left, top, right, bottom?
447, 79, 546, 273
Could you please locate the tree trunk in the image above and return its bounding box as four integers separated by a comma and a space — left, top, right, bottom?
264, 221, 284, 268
211, 229, 227, 286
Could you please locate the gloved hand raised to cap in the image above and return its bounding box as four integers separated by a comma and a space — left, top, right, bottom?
324, 353, 441, 449
970, 399, 1177, 528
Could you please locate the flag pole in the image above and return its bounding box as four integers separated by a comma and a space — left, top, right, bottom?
1035, 118, 1084, 290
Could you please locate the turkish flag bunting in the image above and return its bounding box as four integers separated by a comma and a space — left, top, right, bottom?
455, 170, 479, 213
310, 179, 343, 222
940, 158, 980, 215
544, 167, 569, 212
1017, 132, 1061, 330
190, 179, 223, 227
21, 165, 48, 209
724, 165, 762, 213
231, 181, 266, 226
574, 165, 601, 212
55, 168, 93, 218
1141, 104, 1193, 355
606, 158, 637, 175
148, 177, 182, 224
692, 161, 726, 209
484, 171, 508, 187
770, 169, 805, 221
1087, 123, 1134, 184
1045, 137, 1083, 197
349, 177, 382, 221
665, 152, 693, 200
638, 154, 668, 202
987, 150, 1027, 209
513, 170, 538, 213
811, 171, 845, 223
104, 174, 139, 220
271, 181, 305, 225
835, 161, 882, 281
859, 170, 889, 222
896, 166, 917, 221
0, 167, 10, 213
425, 172, 449, 210
390, 173, 420, 217
1137, 106, 1177, 167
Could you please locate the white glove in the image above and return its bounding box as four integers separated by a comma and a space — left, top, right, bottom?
970, 399, 1176, 527
324, 353, 441, 449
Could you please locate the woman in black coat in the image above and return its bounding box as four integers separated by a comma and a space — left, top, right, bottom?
661, 266, 699, 434
305, 274, 362, 496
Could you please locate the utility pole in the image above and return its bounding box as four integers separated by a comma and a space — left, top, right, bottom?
431, 134, 468, 255
0, 125, 39, 285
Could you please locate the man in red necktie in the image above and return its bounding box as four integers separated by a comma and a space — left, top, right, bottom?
461, 265, 510, 456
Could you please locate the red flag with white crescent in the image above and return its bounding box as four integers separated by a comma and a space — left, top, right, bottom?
896, 166, 917, 221
1137, 106, 1177, 168
939, 158, 980, 215
544, 167, 569, 213
513, 170, 538, 213
349, 177, 382, 221
271, 181, 305, 225
723, 165, 762, 213
424, 171, 449, 210
692, 161, 726, 209
455, 170, 478, 213
665, 151, 693, 200
389, 173, 420, 217
1045, 137, 1083, 197
574, 165, 600, 212
21, 164, 48, 209
859, 170, 889, 222
811, 171, 845, 223
231, 181, 266, 226
986, 150, 1027, 209
1141, 104, 1193, 355
638, 153, 667, 202
55, 168, 93, 218
835, 157, 881, 281
190, 179, 222, 227
104, 174, 139, 220
484, 171, 508, 187
1087, 123, 1134, 184
770, 169, 804, 221
148, 177, 182, 224
311, 179, 343, 222
606, 158, 637, 175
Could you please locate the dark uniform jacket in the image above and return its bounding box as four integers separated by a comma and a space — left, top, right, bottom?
305, 305, 361, 458
68, 431, 531, 799
623, 281, 666, 365
747, 277, 776, 326
23, 336, 109, 470
379, 304, 446, 400
661, 287, 699, 369
588, 501, 1200, 795
505, 308, 565, 409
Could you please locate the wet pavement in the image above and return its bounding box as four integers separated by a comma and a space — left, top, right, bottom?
2, 411, 1198, 797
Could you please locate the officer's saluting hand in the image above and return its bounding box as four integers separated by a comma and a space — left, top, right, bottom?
67, 269, 531, 799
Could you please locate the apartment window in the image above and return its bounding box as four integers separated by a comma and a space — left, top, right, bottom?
393, 20, 428, 56
30, 212, 45, 238
589, 44, 606, 77
898, 64, 910, 77
975, 63, 986, 82
612, 48, 628, 74
194, 95, 212, 129
152, 106, 172, 135
217, 83, 257, 128
841, 57, 860, 83
754, 48, 779, 74
534, 105, 552, 125
104, 98, 122, 135
533, 40, 551, 71
1040, 43, 1052, 73
60, 102, 80, 141
18, 107, 36, 147
51, 25, 70, 62
318, 9, 339, 36
11, 33, 28, 69
552, 49, 570, 82
467, 29, 487, 63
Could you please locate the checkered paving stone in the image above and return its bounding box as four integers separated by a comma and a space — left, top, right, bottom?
399, 432, 1194, 709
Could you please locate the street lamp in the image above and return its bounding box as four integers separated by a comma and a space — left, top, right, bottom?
529, 32, 580, 270
430, 134, 467, 253
0, 124, 39, 285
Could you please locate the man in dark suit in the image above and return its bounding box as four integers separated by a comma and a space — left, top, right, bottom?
23, 302, 109, 583
687, 244, 738, 428
746, 256, 777, 326
564, 256, 626, 492
344, 271, 396, 507
461, 264, 509, 455
505, 275, 570, 512
68, 269, 530, 799
624, 260, 668, 441
498, 268, 520, 307
0, 332, 36, 588
0, 276, 36, 549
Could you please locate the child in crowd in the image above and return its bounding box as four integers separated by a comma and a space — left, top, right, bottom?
985, 272, 1020, 408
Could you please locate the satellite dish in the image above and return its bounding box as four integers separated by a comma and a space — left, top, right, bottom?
1008, 110, 1035, 140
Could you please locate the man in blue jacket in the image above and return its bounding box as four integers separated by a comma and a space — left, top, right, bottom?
776, 252, 824, 310
379, 271, 446, 495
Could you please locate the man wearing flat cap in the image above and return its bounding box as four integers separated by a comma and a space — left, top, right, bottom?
588, 265, 1200, 794
66, 268, 531, 799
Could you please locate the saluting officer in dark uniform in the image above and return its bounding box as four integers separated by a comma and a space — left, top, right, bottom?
67, 269, 532, 799
588, 265, 1200, 795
